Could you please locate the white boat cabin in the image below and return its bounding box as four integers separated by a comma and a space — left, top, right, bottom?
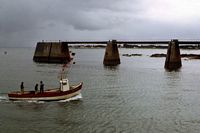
60, 78, 70, 91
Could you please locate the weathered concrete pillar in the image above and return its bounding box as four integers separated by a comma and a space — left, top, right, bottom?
49, 42, 71, 63
33, 41, 71, 63
165, 39, 182, 70
33, 42, 51, 62
103, 40, 120, 66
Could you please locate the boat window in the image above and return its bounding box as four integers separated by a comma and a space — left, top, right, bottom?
63, 82, 67, 85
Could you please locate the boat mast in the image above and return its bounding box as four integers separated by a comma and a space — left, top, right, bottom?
59, 60, 72, 80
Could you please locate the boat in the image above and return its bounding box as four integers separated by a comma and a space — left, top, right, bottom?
8, 78, 83, 101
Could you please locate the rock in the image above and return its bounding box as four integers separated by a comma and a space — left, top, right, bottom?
150, 53, 200, 59
181, 54, 200, 59
122, 54, 142, 57
150, 54, 166, 57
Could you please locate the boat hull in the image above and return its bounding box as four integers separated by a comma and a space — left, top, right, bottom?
8, 82, 83, 101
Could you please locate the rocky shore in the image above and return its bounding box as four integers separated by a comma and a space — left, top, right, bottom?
69, 45, 106, 48
122, 53, 200, 59
151, 53, 200, 59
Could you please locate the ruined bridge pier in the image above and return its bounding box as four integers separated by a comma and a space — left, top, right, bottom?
33, 39, 200, 70
33, 41, 71, 63
165, 40, 182, 70
102, 39, 182, 69
103, 40, 120, 66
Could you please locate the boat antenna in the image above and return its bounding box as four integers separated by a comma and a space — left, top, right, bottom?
59, 60, 73, 80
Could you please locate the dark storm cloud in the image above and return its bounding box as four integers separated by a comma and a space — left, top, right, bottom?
0, 0, 140, 46
40, 0, 140, 31
0, 0, 200, 47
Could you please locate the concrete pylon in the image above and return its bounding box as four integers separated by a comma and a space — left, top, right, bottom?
103, 40, 120, 66
33, 41, 71, 63
165, 39, 182, 70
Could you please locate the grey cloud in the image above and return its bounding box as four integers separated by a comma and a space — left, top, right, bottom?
0, 0, 199, 47
0, 0, 141, 46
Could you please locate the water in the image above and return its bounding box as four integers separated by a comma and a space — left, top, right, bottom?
1, 47, 200, 132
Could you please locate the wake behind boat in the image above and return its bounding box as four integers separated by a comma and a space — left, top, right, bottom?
8, 78, 83, 101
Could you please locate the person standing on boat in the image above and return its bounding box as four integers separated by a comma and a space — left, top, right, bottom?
35, 83, 38, 94
40, 81, 44, 93
20, 82, 24, 93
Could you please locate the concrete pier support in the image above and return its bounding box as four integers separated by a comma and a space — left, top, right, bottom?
33, 42, 71, 63
103, 40, 120, 66
165, 39, 182, 70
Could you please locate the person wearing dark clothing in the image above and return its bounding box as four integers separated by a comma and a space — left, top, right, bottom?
35, 83, 38, 94
20, 82, 24, 93
40, 81, 44, 93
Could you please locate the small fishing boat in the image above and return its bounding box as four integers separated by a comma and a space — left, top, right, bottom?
8, 78, 83, 101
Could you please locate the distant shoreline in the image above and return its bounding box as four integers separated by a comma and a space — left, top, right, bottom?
69, 44, 200, 49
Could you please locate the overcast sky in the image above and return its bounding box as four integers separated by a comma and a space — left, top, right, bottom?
1, 0, 200, 47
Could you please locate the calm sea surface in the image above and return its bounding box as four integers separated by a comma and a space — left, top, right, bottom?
1, 47, 200, 133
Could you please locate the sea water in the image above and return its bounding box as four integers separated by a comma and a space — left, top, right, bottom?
1, 47, 200, 133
